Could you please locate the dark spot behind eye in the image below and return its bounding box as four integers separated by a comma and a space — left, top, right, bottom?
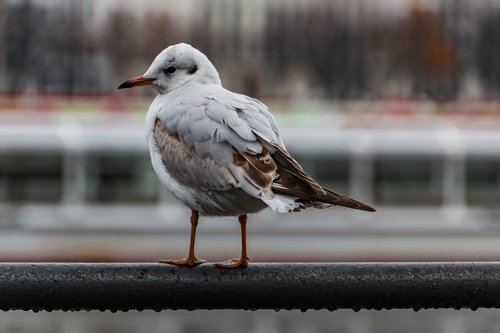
165, 66, 176, 74
188, 65, 198, 75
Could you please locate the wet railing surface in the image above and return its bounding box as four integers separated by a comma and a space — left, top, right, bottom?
1, 262, 499, 312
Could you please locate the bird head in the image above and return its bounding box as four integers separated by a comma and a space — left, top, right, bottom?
118, 43, 221, 94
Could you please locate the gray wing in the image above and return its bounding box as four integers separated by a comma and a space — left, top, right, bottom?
154, 87, 281, 199
154, 86, 375, 212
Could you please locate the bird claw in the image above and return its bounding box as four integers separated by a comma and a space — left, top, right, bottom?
215, 257, 249, 268
159, 257, 206, 266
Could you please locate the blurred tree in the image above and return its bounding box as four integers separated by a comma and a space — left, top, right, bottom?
3, 0, 500, 100
46, 6, 95, 93
5, 1, 96, 94
100, 9, 184, 91
477, 11, 500, 97
5, 1, 43, 93
136, 11, 185, 62
264, 6, 367, 99
400, 2, 459, 98
188, 2, 213, 60
101, 9, 139, 82
0, 0, 5, 91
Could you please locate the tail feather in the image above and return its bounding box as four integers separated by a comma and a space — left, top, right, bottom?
273, 184, 375, 212
319, 188, 376, 212
255, 132, 376, 213
268, 151, 376, 212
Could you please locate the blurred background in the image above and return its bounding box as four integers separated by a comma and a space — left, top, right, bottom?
1, 0, 500, 332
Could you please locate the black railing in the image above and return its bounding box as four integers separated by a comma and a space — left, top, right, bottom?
1, 262, 499, 312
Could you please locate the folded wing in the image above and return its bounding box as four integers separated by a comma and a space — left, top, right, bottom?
154, 86, 375, 213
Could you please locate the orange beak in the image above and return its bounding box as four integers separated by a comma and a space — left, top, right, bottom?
117, 76, 155, 89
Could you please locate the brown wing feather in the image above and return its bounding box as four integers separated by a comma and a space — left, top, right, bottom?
266, 141, 376, 212
233, 148, 277, 191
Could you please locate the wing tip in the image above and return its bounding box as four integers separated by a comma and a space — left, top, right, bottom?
321, 188, 376, 212
357, 203, 377, 212
335, 200, 376, 212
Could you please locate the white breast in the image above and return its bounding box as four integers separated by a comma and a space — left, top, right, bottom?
145, 100, 203, 212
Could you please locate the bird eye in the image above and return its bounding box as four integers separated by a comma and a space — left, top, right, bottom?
165, 66, 176, 74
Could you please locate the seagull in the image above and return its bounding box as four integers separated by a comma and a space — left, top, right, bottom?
118, 43, 375, 268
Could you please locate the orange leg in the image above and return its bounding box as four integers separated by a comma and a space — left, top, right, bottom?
216, 214, 249, 268
159, 210, 206, 266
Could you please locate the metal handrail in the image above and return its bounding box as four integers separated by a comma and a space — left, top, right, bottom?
1, 262, 499, 312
